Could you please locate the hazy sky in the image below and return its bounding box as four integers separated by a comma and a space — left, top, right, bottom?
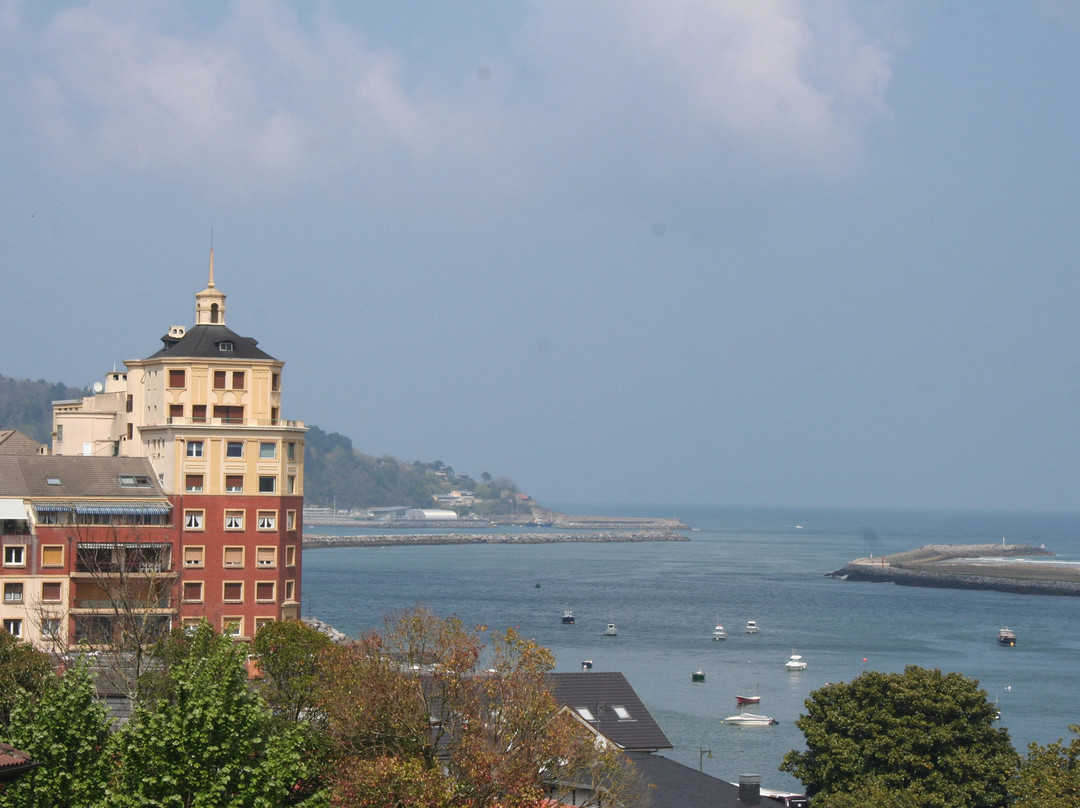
2, 1, 1079, 511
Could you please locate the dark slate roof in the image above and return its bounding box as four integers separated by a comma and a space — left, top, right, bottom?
0, 455, 167, 499
146, 323, 276, 361
626, 753, 795, 808
0, 743, 39, 781
548, 672, 672, 752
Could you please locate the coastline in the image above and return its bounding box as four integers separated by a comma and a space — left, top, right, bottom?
830, 543, 1080, 597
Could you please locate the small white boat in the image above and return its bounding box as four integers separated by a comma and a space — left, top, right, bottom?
712, 623, 727, 641
581, 659, 593, 670
745, 620, 759, 634
604, 622, 618, 636
724, 712, 777, 727
785, 651, 807, 671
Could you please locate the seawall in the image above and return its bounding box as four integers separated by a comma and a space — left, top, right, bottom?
830, 543, 1080, 597
303, 529, 688, 549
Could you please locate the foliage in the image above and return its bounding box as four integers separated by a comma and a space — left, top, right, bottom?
253, 620, 335, 727
0, 374, 85, 443
317, 606, 644, 808
0, 628, 52, 726
106, 622, 326, 808
780, 666, 1017, 808
1011, 725, 1080, 808
0, 657, 112, 808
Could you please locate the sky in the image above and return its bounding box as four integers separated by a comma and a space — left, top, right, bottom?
2, 1, 1079, 512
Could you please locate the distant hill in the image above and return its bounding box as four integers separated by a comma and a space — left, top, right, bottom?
0, 374, 520, 513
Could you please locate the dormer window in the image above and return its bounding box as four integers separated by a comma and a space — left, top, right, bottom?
219, 341, 234, 352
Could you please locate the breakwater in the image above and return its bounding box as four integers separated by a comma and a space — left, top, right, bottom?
829, 543, 1080, 597
303, 529, 688, 549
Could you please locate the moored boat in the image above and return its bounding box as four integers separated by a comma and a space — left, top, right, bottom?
785, 651, 807, 671
998, 626, 1016, 646
723, 712, 777, 726
692, 668, 706, 682
712, 623, 727, 641
736, 694, 761, 706
604, 622, 618, 636
562, 610, 575, 624
745, 619, 759, 634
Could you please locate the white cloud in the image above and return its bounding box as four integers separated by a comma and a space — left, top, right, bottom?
12, 0, 893, 198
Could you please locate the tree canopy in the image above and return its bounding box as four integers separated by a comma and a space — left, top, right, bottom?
780, 665, 1017, 808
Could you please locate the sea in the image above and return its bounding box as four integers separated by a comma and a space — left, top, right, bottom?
300, 504, 1080, 793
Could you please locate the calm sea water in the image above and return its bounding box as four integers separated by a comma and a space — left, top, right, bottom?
301, 505, 1080, 792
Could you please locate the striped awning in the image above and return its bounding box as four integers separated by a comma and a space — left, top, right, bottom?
79, 542, 171, 550
33, 502, 171, 516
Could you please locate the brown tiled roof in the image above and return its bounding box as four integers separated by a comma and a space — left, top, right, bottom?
0, 455, 167, 499
0, 430, 44, 456
547, 672, 672, 752
0, 742, 39, 781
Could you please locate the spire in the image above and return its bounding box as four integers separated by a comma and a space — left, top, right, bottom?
195, 242, 226, 326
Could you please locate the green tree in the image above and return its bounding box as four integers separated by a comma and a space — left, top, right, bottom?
253, 619, 335, 727
0, 628, 52, 726
1011, 725, 1080, 808
106, 622, 325, 808
0, 657, 112, 808
780, 666, 1016, 808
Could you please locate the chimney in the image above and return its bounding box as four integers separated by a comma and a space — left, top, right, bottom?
738, 774, 761, 806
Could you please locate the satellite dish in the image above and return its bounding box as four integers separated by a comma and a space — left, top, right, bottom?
92, 382, 103, 393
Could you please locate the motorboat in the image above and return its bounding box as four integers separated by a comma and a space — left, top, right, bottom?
785, 652, 807, 671
712, 623, 727, 641
692, 669, 706, 682
581, 659, 593, 670
604, 622, 618, 636
562, 610, 575, 624
736, 694, 761, 706
745, 620, 759, 634
997, 627, 1016, 646
723, 712, 777, 726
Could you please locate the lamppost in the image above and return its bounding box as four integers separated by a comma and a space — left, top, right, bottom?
699, 747, 713, 771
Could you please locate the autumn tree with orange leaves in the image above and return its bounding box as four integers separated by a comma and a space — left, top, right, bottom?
316, 606, 646, 808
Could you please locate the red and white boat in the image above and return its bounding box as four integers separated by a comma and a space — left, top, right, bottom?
736, 694, 761, 706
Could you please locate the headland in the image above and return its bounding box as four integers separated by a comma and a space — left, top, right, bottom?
830, 543, 1080, 596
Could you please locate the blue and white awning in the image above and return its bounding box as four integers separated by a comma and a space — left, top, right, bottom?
33, 502, 171, 516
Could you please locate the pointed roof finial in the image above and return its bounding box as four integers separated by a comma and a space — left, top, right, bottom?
208, 230, 215, 289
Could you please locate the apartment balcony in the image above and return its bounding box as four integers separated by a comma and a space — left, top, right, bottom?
161, 417, 305, 429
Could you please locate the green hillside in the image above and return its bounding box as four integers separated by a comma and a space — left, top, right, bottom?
0, 374, 520, 513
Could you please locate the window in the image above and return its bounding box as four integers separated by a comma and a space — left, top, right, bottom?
3, 546, 24, 566
223, 582, 243, 602
41, 582, 62, 602
256, 547, 276, 567
214, 370, 227, 389
219, 341, 235, 353
41, 545, 63, 566
182, 618, 201, 634
232, 371, 245, 389
42, 616, 61, 638
46, 477, 61, 486
226, 441, 244, 458
213, 405, 244, 423
576, 707, 595, 721
185, 474, 204, 493
286, 510, 296, 531
225, 510, 244, 530
184, 511, 204, 530
285, 580, 295, 601
257, 512, 276, 530
223, 618, 242, 637
259, 442, 276, 459
271, 373, 280, 391
612, 705, 633, 720
56, 424, 63, 442
223, 547, 244, 567
287, 442, 296, 461
3, 583, 23, 603
256, 581, 275, 602
2, 619, 21, 639
225, 475, 244, 493
183, 546, 204, 567
183, 581, 204, 603
118, 474, 151, 487
286, 545, 296, 567
169, 404, 184, 419
192, 404, 207, 423
255, 617, 275, 633
286, 475, 295, 495
126, 394, 133, 413
259, 476, 276, 494
186, 440, 204, 458
127, 423, 133, 439
169, 369, 186, 388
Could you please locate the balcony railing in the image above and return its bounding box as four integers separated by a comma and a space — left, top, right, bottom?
161, 417, 305, 428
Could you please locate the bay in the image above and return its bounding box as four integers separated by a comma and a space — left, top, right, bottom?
301, 504, 1080, 792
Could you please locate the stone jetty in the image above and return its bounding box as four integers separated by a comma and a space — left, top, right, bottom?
829, 543, 1080, 596
303, 529, 688, 549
